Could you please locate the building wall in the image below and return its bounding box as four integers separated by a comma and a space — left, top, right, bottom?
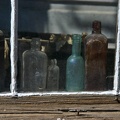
0, 0, 118, 41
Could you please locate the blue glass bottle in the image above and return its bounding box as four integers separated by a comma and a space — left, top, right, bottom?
66, 34, 84, 91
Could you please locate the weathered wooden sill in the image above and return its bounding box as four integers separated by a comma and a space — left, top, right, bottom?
0, 95, 119, 120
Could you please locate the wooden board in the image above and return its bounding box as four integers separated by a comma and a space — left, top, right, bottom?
0, 95, 119, 120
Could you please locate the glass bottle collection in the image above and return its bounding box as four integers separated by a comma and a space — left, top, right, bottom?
21, 20, 108, 92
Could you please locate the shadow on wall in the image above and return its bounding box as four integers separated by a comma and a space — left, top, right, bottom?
18, 0, 50, 33
0, 0, 117, 39
0, 0, 50, 35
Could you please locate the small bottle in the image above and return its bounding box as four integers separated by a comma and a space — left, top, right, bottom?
84, 20, 108, 91
47, 59, 59, 91
66, 34, 85, 91
21, 38, 48, 92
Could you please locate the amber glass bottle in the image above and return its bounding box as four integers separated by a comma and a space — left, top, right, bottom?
47, 59, 59, 91
84, 20, 108, 91
66, 34, 84, 91
21, 38, 48, 92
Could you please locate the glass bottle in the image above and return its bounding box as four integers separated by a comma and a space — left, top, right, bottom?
21, 38, 48, 92
47, 59, 59, 91
66, 34, 85, 91
84, 20, 108, 91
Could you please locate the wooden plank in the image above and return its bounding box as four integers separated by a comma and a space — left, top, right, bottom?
0, 96, 119, 119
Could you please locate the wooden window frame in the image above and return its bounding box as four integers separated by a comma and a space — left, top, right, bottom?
1, 0, 119, 97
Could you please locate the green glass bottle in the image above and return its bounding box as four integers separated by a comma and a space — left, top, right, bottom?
66, 34, 84, 91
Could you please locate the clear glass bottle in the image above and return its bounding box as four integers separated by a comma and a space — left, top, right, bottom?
84, 20, 108, 91
47, 59, 59, 91
21, 38, 48, 92
66, 34, 85, 91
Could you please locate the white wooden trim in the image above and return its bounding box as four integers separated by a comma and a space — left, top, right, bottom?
10, 0, 18, 96
0, 90, 119, 97
114, 0, 120, 95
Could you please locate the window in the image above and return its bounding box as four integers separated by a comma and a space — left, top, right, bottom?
0, 0, 119, 96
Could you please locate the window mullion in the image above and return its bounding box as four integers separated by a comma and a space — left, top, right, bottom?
114, 0, 120, 95
10, 0, 18, 96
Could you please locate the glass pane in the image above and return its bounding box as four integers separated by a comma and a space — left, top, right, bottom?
9, 0, 118, 92
0, 0, 11, 92
0, 0, 118, 95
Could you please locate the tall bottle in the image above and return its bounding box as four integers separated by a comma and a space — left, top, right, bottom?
47, 59, 59, 91
66, 34, 84, 91
84, 20, 108, 91
21, 38, 48, 92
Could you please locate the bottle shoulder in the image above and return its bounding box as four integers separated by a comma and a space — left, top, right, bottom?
85, 33, 108, 44
67, 56, 84, 68
22, 50, 48, 61
67, 55, 84, 62
23, 50, 47, 56
48, 65, 59, 71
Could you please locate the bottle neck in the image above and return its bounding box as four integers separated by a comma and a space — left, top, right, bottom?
31, 46, 40, 51
31, 38, 40, 51
92, 29, 101, 34
50, 59, 57, 67
92, 20, 101, 34
72, 39, 81, 56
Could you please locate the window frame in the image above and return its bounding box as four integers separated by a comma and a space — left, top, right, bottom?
1, 0, 119, 97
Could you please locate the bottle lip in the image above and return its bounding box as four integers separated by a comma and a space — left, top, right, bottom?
72, 34, 81, 40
